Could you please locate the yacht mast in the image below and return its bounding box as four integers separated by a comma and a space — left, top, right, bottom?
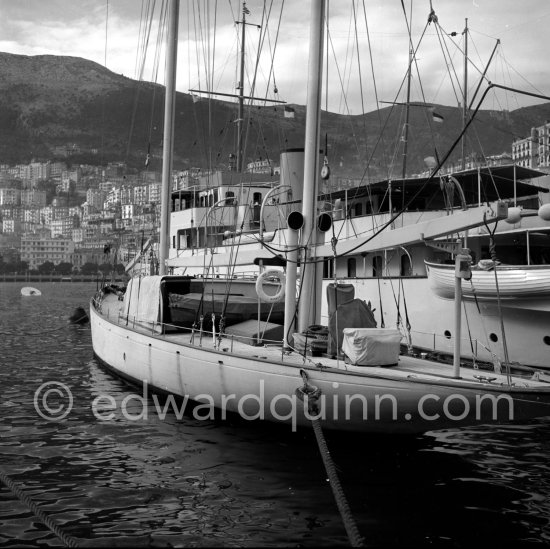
401, 7, 413, 184
297, 0, 325, 332
461, 18, 468, 170
159, 0, 179, 275
236, 3, 247, 172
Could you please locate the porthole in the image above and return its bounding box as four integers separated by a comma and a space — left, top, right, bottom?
444, 330, 451, 340
489, 333, 499, 343
544, 336, 550, 346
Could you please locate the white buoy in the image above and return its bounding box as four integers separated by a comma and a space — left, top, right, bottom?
21, 287, 41, 296
505, 206, 522, 224
538, 203, 550, 221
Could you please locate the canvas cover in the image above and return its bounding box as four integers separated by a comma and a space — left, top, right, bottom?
122, 276, 162, 326
327, 298, 377, 355
341, 328, 402, 366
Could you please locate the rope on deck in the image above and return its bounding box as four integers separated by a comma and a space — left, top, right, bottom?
296, 370, 365, 547
0, 469, 79, 547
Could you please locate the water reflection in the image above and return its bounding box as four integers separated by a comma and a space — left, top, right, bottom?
1, 282, 550, 547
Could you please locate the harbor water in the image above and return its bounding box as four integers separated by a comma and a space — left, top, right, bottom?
1, 282, 550, 547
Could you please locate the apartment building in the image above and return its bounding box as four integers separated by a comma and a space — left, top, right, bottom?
21, 189, 47, 207
2, 219, 21, 234
21, 235, 75, 269
51, 217, 76, 238
0, 188, 20, 206
513, 123, 550, 171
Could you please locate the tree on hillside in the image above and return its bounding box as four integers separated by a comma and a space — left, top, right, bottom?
81, 262, 99, 275
35, 180, 57, 204
98, 262, 115, 275
37, 261, 55, 274
56, 262, 73, 275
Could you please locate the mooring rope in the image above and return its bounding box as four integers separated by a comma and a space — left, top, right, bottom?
0, 470, 79, 547
297, 370, 365, 547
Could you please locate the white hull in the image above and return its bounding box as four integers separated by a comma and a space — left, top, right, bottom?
90, 291, 550, 434
21, 286, 41, 296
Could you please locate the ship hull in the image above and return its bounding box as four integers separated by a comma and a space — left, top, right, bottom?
90, 292, 550, 434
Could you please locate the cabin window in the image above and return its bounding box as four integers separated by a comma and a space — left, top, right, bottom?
354, 203, 363, 217
172, 235, 176, 249
253, 192, 262, 204
323, 257, 334, 279
208, 194, 214, 207
177, 230, 189, 249
347, 257, 357, 277
373, 255, 383, 277
400, 253, 412, 276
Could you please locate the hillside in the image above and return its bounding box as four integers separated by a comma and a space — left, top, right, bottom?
1, 52, 550, 179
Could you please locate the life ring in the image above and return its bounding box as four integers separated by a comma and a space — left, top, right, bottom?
255, 270, 286, 303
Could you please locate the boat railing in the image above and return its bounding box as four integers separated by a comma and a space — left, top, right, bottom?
115, 311, 286, 351
194, 271, 258, 280
409, 327, 500, 364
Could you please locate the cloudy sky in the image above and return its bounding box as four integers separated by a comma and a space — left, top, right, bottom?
1, 0, 549, 114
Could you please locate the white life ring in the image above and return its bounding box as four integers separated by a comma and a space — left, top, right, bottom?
255, 270, 286, 303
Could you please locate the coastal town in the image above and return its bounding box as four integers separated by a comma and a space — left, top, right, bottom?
1, 117, 549, 279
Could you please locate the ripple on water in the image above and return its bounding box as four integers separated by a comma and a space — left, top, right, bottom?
2, 282, 550, 546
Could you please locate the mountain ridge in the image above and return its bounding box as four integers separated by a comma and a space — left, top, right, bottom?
1, 52, 550, 179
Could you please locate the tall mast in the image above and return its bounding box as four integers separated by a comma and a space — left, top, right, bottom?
461, 18, 468, 170
401, 47, 412, 182
401, 5, 413, 184
236, 2, 247, 172
159, 0, 179, 275
297, 0, 325, 332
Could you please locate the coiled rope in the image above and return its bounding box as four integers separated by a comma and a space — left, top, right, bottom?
0, 470, 79, 547
296, 370, 365, 547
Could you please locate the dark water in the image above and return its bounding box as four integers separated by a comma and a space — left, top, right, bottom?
1, 282, 550, 547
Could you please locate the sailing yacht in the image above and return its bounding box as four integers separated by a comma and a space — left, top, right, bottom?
90, 0, 550, 434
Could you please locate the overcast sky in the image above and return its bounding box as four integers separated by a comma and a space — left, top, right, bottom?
1, 0, 549, 114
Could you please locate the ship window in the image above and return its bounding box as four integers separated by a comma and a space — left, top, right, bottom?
354, 203, 363, 216
373, 255, 383, 277
323, 257, 334, 279
225, 191, 235, 205
400, 253, 412, 276
347, 258, 356, 277
253, 192, 262, 204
